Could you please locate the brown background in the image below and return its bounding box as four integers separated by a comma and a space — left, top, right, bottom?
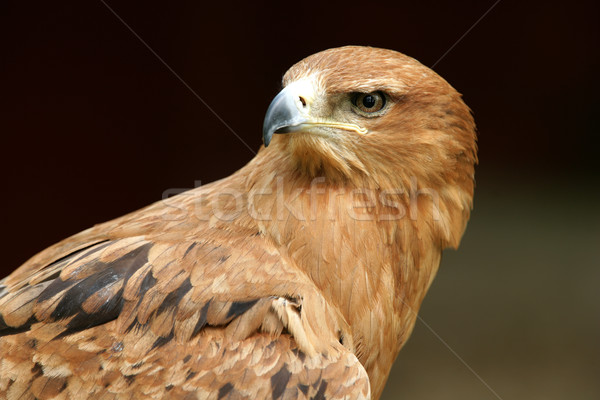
1, 1, 599, 398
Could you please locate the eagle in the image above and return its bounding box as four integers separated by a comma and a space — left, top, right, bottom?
0, 46, 477, 399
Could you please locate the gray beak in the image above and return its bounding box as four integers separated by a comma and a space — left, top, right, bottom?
262, 85, 309, 147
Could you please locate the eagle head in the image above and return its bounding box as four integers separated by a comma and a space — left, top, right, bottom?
263, 45, 476, 186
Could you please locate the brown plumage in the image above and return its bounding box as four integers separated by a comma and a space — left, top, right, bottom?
0, 46, 477, 399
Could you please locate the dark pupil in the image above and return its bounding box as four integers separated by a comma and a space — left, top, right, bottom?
362, 94, 376, 108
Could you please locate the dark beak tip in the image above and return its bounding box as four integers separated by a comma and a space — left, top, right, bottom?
262, 127, 273, 147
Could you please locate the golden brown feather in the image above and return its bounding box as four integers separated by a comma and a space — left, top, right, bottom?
0, 46, 476, 399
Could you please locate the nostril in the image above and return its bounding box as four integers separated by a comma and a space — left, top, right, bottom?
298, 96, 306, 107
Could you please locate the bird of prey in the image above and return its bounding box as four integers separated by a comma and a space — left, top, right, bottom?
0, 46, 477, 399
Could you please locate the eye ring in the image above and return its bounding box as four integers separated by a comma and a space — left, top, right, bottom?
351, 91, 387, 116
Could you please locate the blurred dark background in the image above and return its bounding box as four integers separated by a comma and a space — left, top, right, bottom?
1, 1, 598, 398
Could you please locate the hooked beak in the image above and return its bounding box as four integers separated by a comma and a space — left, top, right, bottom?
262, 83, 309, 147
262, 79, 368, 147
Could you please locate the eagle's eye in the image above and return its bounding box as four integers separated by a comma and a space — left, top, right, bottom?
351, 91, 387, 116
